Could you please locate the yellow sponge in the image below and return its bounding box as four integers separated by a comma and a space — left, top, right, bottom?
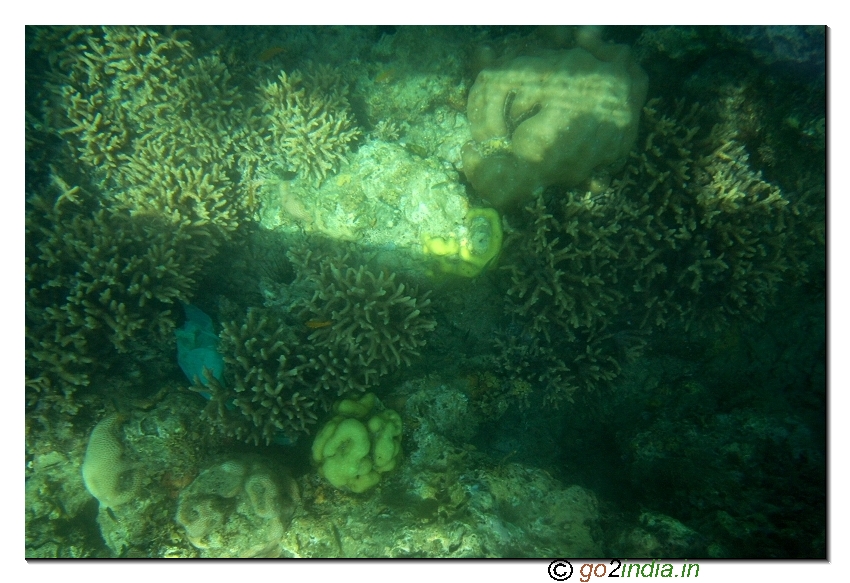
423, 207, 503, 278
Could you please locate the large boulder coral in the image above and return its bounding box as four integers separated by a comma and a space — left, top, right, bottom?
462, 29, 648, 207
175, 458, 299, 558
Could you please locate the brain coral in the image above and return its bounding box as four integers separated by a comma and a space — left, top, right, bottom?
81, 413, 139, 510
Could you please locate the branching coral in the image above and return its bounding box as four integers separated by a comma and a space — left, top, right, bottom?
192, 242, 436, 445
26, 26, 259, 419
26, 183, 217, 413
256, 67, 361, 186
33, 26, 254, 235
288, 244, 437, 376
495, 97, 815, 406
192, 307, 321, 445
619, 99, 814, 329
495, 182, 644, 406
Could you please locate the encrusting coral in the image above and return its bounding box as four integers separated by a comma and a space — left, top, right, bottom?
192, 242, 436, 445
423, 207, 504, 278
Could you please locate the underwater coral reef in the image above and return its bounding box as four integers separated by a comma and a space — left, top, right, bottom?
25, 25, 824, 559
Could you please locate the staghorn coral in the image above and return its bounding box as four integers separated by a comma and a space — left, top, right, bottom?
371, 119, 402, 142
26, 26, 260, 418
495, 97, 815, 406
496, 183, 645, 406
32, 25, 254, 235
81, 414, 139, 510
193, 242, 436, 445
192, 307, 322, 445
618, 99, 814, 330
288, 244, 437, 376
26, 183, 217, 413
256, 66, 361, 186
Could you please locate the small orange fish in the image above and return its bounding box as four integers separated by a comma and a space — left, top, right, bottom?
306, 319, 333, 329
258, 46, 287, 62
374, 68, 396, 83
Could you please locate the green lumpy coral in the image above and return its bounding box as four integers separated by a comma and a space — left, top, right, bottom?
312, 393, 403, 493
